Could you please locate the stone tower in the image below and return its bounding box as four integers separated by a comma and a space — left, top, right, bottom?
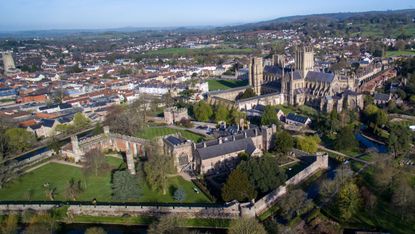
295, 46, 314, 78
249, 57, 264, 95
2, 52, 16, 74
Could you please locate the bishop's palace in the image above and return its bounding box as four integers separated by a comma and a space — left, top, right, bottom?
207, 46, 364, 113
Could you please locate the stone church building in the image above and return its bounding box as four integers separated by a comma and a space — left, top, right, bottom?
208, 46, 364, 113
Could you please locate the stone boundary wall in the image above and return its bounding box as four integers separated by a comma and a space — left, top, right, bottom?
253, 154, 328, 216
0, 154, 328, 219
0, 203, 240, 219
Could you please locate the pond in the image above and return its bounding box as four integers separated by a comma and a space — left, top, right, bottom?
355, 133, 388, 153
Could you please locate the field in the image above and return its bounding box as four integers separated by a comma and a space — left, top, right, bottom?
137, 127, 205, 142
208, 79, 248, 91
0, 157, 210, 203
385, 50, 415, 57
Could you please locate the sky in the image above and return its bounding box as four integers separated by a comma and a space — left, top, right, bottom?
0, 0, 414, 31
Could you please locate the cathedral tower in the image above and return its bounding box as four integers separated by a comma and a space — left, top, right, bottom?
249, 57, 264, 95
295, 46, 314, 78
1, 52, 16, 74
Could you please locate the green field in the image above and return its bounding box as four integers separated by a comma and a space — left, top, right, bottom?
137, 127, 205, 142
208, 79, 248, 91
73, 215, 230, 228
0, 157, 210, 203
385, 50, 415, 57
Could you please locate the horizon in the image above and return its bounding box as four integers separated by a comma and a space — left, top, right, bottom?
1, 0, 414, 32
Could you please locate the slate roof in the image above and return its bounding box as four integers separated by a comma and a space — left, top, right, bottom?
165, 136, 186, 146
196, 137, 256, 160
374, 93, 391, 102
293, 71, 302, 80
41, 119, 55, 128
286, 113, 310, 124
305, 71, 335, 83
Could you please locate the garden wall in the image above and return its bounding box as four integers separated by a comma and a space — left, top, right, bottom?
253, 153, 328, 216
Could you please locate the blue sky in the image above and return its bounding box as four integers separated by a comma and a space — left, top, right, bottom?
0, 0, 414, 31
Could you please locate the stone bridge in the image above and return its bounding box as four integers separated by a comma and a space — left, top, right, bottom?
66, 127, 148, 175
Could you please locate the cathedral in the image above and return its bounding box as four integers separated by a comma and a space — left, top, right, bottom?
247, 46, 364, 113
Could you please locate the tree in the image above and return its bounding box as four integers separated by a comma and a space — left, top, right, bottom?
144, 153, 173, 195
4, 128, 36, 153
193, 100, 213, 122
279, 189, 314, 220
334, 125, 358, 151
236, 88, 256, 100
274, 131, 293, 154
23, 212, 57, 234
238, 157, 286, 194
173, 187, 186, 202
222, 169, 256, 202
229, 108, 246, 125
337, 181, 362, 221
112, 170, 140, 201
148, 216, 183, 234
374, 109, 388, 127
261, 105, 279, 126
43, 183, 57, 201
0, 160, 17, 189
391, 175, 415, 220
65, 178, 83, 201
296, 135, 321, 154
0, 214, 18, 234
228, 217, 267, 234
72, 112, 91, 131
388, 123, 412, 158
85, 227, 107, 234
83, 148, 108, 177
214, 104, 229, 123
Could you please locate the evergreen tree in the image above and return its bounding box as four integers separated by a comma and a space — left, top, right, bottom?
222, 169, 256, 202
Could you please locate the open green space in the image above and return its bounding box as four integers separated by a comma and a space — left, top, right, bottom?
0, 157, 210, 203
208, 79, 248, 91
72, 215, 230, 228
137, 127, 205, 142
385, 50, 415, 57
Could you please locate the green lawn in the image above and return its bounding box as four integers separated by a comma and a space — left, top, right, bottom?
0, 157, 122, 202
137, 127, 205, 142
72, 215, 230, 228
208, 79, 248, 91
385, 50, 415, 57
0, 157, 210, 203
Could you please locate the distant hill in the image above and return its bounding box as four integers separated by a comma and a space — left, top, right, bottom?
219, 9, 415, 38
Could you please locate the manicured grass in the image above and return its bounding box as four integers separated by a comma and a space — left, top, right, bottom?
137, 127, 205, 142
0, 157, 123, 202
139, 176, 211, 203
208, 79, 248, 91
385, 50, 415, 57
72, 215, 155, 225
72, 215, 230, 228
0, 157, 210, 203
